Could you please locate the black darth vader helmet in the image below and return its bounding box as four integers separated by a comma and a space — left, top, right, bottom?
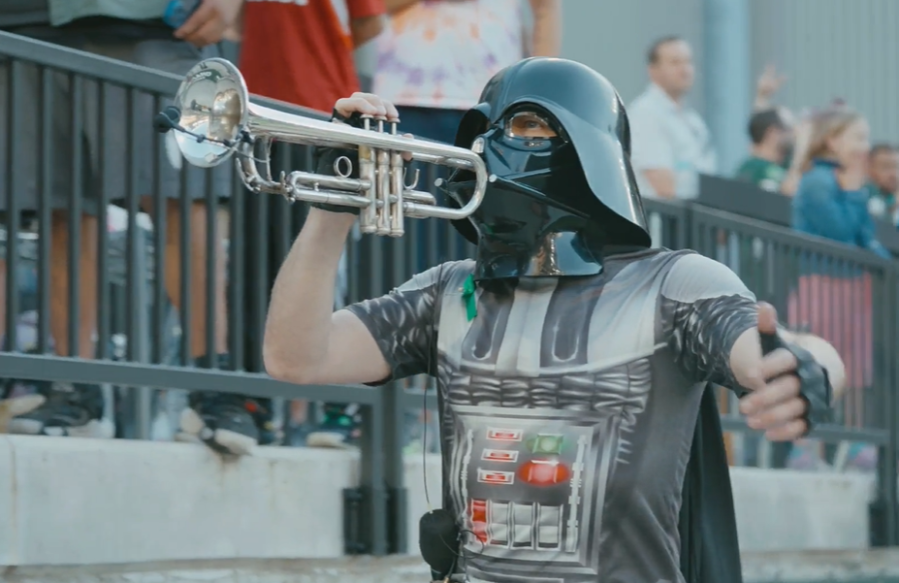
443, 57, 651, 280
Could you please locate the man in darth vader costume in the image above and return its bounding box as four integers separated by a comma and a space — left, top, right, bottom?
263, 58, 844, 583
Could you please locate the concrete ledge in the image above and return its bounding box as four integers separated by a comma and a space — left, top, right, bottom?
0, 436, 359, 565
730, 467, 875, 551
4, 552, 899, 583
742, 550, 899, 582
0, 435, 881, 568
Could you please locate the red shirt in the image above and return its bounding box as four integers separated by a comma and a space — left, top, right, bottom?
239, 0, 385, 114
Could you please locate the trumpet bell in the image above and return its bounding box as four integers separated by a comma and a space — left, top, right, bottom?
164, 57, 491, 237
174, 58, 248, 168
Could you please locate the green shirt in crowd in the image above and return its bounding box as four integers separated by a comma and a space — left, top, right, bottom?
735, 156, 787, 193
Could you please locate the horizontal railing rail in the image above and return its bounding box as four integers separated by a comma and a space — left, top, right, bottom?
1, 30, 897, 549
0, 31, 326, 119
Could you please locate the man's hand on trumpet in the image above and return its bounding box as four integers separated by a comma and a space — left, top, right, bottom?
332, 92, 401, 124
331, 92, 414, 154
312, 93, 413, 216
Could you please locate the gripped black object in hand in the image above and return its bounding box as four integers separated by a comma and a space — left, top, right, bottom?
309, 109, 367, 216
759, 328, 834, 436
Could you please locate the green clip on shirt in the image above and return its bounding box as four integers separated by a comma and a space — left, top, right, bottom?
462, 275, 478, 321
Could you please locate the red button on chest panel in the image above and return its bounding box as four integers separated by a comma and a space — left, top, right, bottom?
518, 459, 571, 486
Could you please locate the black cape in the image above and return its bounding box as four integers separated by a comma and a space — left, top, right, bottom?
678, 383, 744, 583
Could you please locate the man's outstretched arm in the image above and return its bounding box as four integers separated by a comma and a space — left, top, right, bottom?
664, 253, 845, 441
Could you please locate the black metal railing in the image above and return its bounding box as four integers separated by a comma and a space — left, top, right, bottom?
1, 30, 897, 550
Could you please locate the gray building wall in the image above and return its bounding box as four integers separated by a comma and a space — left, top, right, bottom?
560, 0, 706, 112
750, 0, 899, 144
561, 0, 899, 164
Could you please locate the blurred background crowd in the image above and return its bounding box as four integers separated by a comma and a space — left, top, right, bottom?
0, 0, 897, 474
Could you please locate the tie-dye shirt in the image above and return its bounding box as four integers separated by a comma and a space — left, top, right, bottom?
374, 0, 525, 111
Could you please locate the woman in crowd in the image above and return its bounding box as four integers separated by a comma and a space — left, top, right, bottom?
792, 106, 888, 258
789, 106, 887, 453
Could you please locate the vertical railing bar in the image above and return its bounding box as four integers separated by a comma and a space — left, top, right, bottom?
252, 181, 269, 372
179, 156, 192, 366
67, 72, 83, 357
95, 80, 110, 359
444, 215, 457, 263
275, 146, 292, 264
370, 238, 384, 298
124, 88, 140, 361
125, 87, 150, 440
204, 165, 218, 369
36, 66, 53, 354
888, 264, 899, 544
347, 231, 360, 305
426, 168, 439, 267
228, 160, 245, 371
4, 61, 23, 353
152, 94, 166, 364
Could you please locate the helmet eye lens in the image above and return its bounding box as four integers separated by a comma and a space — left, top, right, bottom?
505, 111, 558, 140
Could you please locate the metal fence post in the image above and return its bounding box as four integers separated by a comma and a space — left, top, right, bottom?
345, 395, 388, 556
133, 229, 153, 440
881, 266, 899, 545
384, 381, 408, 554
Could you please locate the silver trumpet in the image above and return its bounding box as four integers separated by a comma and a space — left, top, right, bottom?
168, 58, 489, 237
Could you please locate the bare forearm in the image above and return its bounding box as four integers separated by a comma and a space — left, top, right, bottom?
729, 327, 847, 399
753, 95, 771, 111
263, 209, 355, 378
351, 16, 384, 48
385, 0, 419, 15
222, 0, 244, 41
643, 169, 678, 199
528, 0, 561, 56
780, 167, 801, 196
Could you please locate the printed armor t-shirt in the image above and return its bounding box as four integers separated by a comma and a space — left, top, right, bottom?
347, 248, 758, 583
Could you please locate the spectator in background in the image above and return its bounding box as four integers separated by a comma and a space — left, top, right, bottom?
865, 143, 899, 225
227, 0, 385, 449
374, 0, 562, 144
791, 107, 888, 259
789, 107, 884, 438
0, 0, 241, 442
735, 107, 803, 195
628, 36, 716, 200
752, 64, 788, 111
238, 0, 384, 115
